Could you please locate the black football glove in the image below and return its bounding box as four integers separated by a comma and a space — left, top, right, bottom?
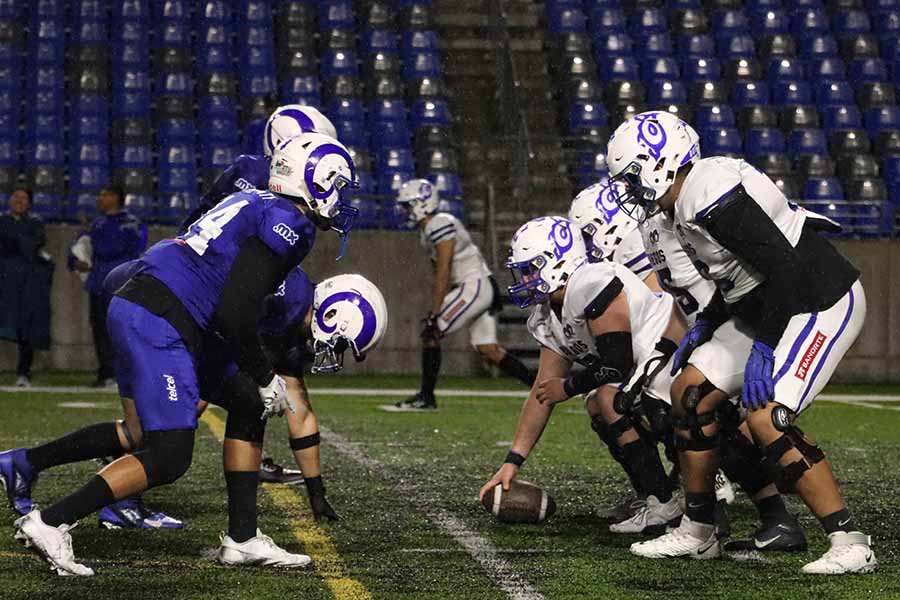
420, 313, 441, 342
310, 493, 340, 522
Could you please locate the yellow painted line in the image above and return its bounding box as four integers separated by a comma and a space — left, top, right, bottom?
200, 411, 371, 600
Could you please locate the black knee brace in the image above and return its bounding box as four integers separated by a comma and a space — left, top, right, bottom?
761, 413, 825, 493
720, 429, 772, 497
673, 381, 720, 452
134, 429, 195, 488
590, 415, 632, 462
222, 372, 267, 444
639, 395, 677, 463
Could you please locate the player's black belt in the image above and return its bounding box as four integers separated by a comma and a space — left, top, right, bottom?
115, 274, 202, 356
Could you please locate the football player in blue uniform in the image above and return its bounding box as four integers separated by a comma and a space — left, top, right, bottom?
4, 133, 358, 576
181, 104, 337, 233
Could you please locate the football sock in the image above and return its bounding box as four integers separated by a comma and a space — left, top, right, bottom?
225, 471, 259, 543
42, 475, 115, 527
820, 508, 857, 534
498, 353, 536, 386
684, 491, 717, 525
756, 494, 791, 526
420, 346, 441, 398
621, 439, 672, 502
26, 422, 123, 472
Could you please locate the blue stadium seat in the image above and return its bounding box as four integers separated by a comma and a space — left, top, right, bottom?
804, 177, 844, 200
240, 25, 276, 49
875, 12, 900, 39
123, 193, 155, 221
718, 34, 755, 59
110, 43, 150, 71
590, 7, 626, 34
158, 0, 188, 20
701, 128, 742, 155
158, 144, 198, 192
636, 33, 674, 58
403, 31, 440, 53
593, 33, 634, 58
772, 81, 812, 106
681, 57, 721, 81
31, 66, 64, 90
695, 104, 735, 129
601, 56, 639, 80
26, 113, 63, 140
630, 8, 668, 36
370, 120, 411, 147
370, 98, 408, 123
799, 35, 839, 58
112, 90, 151, 118
833, 10, 872, 39
319, 0, 356, 30
241, 0, 272, 23
343, 194, 380, 230
354, 170, 375, 195
157, 118, 197, 143
31, 192, 62, 221
788, 128, 828, 155
751, 9, 789, 36
745, 128, 786, 155
113, 0, 148, 20
241, 45, 276, 71
677, 34, 715, 58
815, 81, 856, 105
807, 58, 847, 83
822, 105, 863, 131
428, 172, 463, 199
201, 144, 238, 169
0, 0, 20, 19
280, 75, 321, 106
113, 19, 149, 45
198, 95, 237, 119
568, 101, 608, 133
883, 155, 900, 183
157, 192, 200, 225
548, 8, 587, 34
69, 164, 109, 192
411, 100, 452, 128
74, 20, 107, 44
196, 45, 232, 73
198, 24, 230, 47
157, 72, 194, 96
69, 141, 107, 166
791, 10, 830, 40
0, 139, 17, 166
731, 81, 770, 107
71, 113, 108, 141
199, 0, 232, 23
767, 58, 804, 83
641, 57, 680, 81
239, 72, 277, 98
403, 52, 443, 79
849, 58, 888, 84
158, 20, 190, 47
376, 148, 415, 172
112, 145, 152, 169
647, 80, 688, 104
711, 10, 751, 40
201, 117, 239, 144
334, 118, 369, 148
865, 105, 900, 134
320, 50, 359, 77
25, 139, 64, 166
328, 98, 366, 122
361, 29, 399, 55
376, 170, 414, 195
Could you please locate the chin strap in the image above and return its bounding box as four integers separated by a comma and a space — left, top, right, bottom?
334, 231, 349, 261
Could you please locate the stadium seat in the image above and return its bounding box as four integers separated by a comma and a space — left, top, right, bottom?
788, 128, 829, 155
807, 58, 848, 82
695, 104, 736, 129
681, 57, 721, 81
319, 0, 355, 30
865, 105, 900, 134
718, 34, 756, 59
830, 129, 872, 155
822, 105, 863, 131
636, 33, 674, 58
641, 57, 680, 81
816, 81, 856, 105
701, 127, 742, 155
837, 153, 879, 179
745, 127, 786, 155
772, 82, 812, 106
320, 50, 359, 77
804, 177, 844, 200
647, 80, 687, 104
594, 33, 634, 58
428, 171, 463, 199
361, 29, 399, 55
781, 105, 821, 130
411, 100, 452, 128
800, 35, 839, 58
677, 34, 716, 58
403, 52, 443, 79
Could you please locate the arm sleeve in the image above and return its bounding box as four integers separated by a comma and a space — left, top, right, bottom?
214, 237, 289, 386
92, 218, 145, 260
699, 186, 805, 347
696, 288, 730, 328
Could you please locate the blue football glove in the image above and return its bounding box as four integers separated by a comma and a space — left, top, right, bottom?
742, 340, 776, 410
671, 317, 716, 375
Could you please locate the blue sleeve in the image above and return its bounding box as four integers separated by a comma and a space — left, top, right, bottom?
260, 267, 315, 333
91, 215, 147, 261
257, 204, 316, 264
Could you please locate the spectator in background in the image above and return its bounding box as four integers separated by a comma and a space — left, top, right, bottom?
0, 187, 53, 387
242, 93, 278, 155
69, 185, 147, 388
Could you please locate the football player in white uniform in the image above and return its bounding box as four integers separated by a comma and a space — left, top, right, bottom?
394, 179, 535, 410
479, 216, 687, 533
607, 111, 875, 573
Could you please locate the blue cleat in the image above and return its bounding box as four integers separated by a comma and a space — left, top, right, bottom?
99, 498, 184, 530
0, 448, 37, 515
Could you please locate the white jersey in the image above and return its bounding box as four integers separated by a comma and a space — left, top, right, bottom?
612, 227, 653, 280
526, 261, 674, 377
673, 157, 816, 305
639, 211, 715, 324
421, 213, 491, 284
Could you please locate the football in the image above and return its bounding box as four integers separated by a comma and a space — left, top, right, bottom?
481, 480, 556, 524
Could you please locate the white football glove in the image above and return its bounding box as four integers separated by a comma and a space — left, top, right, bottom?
258, 374, 295, 419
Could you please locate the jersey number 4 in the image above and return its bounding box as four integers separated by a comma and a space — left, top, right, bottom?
181, 197, 250, 255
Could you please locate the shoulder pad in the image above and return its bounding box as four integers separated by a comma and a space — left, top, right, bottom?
584, 276, 624, 320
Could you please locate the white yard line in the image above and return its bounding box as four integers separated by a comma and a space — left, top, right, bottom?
320, 425, 546, 600
4, 384, 900, 403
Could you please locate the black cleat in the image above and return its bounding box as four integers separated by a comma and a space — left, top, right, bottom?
259, 458, 304, 485
393, 392, 437, 410
723, 514, 808, 553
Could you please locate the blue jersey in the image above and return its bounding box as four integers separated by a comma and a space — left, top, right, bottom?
139, 189, 316, 330
205, 154, 269, 207
73, 211, 147, 295
260, 267, 315, 334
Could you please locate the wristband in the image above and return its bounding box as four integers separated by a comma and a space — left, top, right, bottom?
504, 450, 526, 467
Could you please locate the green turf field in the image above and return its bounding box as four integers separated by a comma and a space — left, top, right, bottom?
0, 374, 898, 600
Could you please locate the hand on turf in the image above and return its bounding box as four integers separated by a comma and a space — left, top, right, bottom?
310, 494, 340, 522
258, 374, 295, 419
479, 463, 518, 503
536, 377, 570, 406
742, 340, 776, 410
671, 317, 716, 375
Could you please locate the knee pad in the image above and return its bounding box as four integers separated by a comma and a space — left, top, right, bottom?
673, 381, 720, 452
225, 408, 267, 444
221, 373, 267, 444
761, 420, 825, 493
590, 415, 631, 463
719, 429, 771, 497
134, 429, 195, 487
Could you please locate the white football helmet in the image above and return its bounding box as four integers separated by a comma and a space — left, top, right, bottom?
310, 274, 388, 373
507, 216, 588, 308
606, 111, 700, 219
396, 178, 439, 225
268, 132, 359, 239
568, 181, 643, 263
263, 104, 338, 158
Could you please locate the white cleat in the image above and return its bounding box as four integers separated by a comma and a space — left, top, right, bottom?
14, 511, 94, 576
217, 529, 312, 568
610, 494, 683, 534
714, 471, 736, 505
801, 531, 878, 575
630, 515, 721, 560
